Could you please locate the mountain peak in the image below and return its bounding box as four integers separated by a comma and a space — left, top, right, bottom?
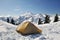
20, 11, 33, 17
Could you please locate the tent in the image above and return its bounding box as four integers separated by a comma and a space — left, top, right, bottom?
16, 21, 42, 35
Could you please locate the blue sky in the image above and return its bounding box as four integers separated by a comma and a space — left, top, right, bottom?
0, 0, 60, 16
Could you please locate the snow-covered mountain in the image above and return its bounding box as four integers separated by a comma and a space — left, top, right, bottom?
0, 12, 60, 25
0, 12, 46, 25
0, 20, 60, 40
0, 16, 7, 21
17, 12, 45, 24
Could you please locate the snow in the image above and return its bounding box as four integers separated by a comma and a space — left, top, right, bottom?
0, 19, 60, 40
0, 27, 7, 32
38, 21, 60, 40
0, 12, 60, 25
0, 12, 45, 25
0, 12, 60, 40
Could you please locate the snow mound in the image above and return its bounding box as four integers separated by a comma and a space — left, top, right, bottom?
0, 27, 7, 32
38, 21, 60, 40
0, 20, 42, 40
0, 20, 60, 40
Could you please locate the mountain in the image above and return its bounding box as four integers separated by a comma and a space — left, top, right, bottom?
16, 12, 45, 24
20, 11, 33, 17
0, 16, 7, 21
0, 12, 59, 25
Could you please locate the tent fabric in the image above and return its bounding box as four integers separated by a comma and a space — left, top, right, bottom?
16, 21, 42, 35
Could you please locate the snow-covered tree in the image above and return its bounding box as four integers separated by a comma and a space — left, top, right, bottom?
11, 18, 15, 25
38, 18, 42, 25
44, 14, 50, 23
54, 14, 59, 22
7, 17, 9, 23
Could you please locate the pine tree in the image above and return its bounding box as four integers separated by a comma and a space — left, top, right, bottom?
54, 14, 59, 22
38, 18, 42, 25
31, 17, 34, 22
11, 18, 15, 25
7, 18, 9, 23
44, 15, 50, 23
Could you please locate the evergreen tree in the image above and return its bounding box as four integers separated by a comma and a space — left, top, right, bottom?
44, 15, 50, 23
54, 14, 59, 22
31, 17, 34, 22
38, 18, 42, 25
11, 18, 15, 25
7, 18, 9, 23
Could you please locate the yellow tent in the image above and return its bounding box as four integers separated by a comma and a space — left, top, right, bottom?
16, 21, 42, 35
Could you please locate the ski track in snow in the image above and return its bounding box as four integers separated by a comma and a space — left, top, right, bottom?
0, 20, 60, 40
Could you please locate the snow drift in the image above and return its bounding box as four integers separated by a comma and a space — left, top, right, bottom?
0, 20, 60, 40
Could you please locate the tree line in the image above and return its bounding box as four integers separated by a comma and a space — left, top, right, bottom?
38, 14, 59, 25
7, 18, 15, 25
7, 14, 59, 25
